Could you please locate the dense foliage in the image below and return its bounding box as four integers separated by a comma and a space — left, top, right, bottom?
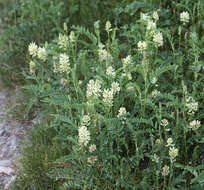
0, 0, 123, 86
1, 0, 203, 189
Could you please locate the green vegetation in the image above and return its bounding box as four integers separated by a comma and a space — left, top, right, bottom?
0, 0, 123, 86
0, 0, 203, 189
11, 125, 64, 190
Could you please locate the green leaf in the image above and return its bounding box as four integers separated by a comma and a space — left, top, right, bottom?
174, 163, 185, 169
53, 114, 77, 128
154, 65, 175, 78
24, 96, 38, 118
191, 171, 204, 184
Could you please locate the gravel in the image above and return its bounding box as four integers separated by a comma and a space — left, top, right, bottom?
0, 87, 34, 189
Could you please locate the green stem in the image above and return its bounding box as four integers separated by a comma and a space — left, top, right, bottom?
182, 92, 187, 164
168, 163, 173, 189
163, 176, 166, 190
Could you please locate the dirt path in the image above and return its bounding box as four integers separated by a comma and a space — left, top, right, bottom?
0, 86, 34, 189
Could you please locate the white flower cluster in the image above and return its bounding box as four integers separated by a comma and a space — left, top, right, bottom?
152, 154, 159, 163
151, 77, 157, 84
82, 115, 91, 126
155, 138, 162, 145
153, 11, 159, 21
117, 107, 127, 123
122, 55, 132, 67
37, 47, 47, 61
29, 61, 36, 74
169, 147, 179, 163
137, 27, 162, 50
86, 79, 120, 106
69, 31, 76, 43
105, 20, 112, 32
140, 12, 158, 33
89, 144, 96, 153
88, 143, 97, 166
28, 42, 38, 57
58, 33, 69, 49
111, 82, 120, 94
86, 79, 102, 99
103, 88, 114, 106
53, 62, 59, 73
117, 107, 127, 118
106, 66, 116, 78
78, 80, 83, 86
147, 20, 156, 31
87, 156, 97, 166
153, 32, 163, 47
160, 119, 168, 127
102, 81, 120, 107
98, 45, 113, 63
141, 11, 159, 22
162, 137, 179, 163
139, 11, 163, 48
140, 13, 151, 22
122, 55, 133, 80
166, 138, 174, 147
185, 96, 198, 115
54, 53, 70, 74
78, 126, 90, 147
138, 41, 147, 52
28, 42, 47, 61
180, 11, 190, 24
151, 89, 160, 98
188, 120, 201, 131
162, 165, 169, 176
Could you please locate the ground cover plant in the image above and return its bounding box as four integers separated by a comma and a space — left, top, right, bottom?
0, 0, 125, 121
15, 6, 204, 190
8, 0, 204, 189
0, 0, 123, 86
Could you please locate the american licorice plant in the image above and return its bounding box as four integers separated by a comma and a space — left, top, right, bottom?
23, 6, 203, 190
